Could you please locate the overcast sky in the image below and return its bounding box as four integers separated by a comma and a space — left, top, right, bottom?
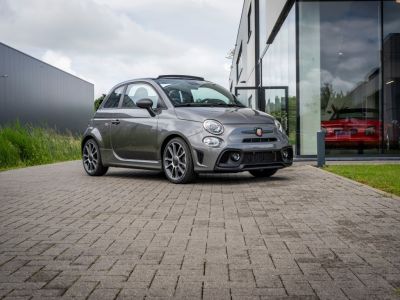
0, 0, 243, 97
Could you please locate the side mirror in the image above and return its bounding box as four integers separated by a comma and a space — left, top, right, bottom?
136, 98, 156, 117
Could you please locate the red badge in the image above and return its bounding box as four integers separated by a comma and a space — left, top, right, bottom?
255, 128, 263, 137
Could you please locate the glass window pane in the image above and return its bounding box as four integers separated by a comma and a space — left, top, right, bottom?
383, 1, 400, 153
124, 83, 159, 109
299, 1, 381, 156
261, 5, 296, 147
103, 86, 124, 108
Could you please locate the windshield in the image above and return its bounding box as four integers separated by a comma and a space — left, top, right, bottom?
155, 78, 244, 107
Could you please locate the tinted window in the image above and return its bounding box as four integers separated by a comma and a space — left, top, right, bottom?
103, 86, 124, 108
122, 83, 160, 109
236, 44, 243, 81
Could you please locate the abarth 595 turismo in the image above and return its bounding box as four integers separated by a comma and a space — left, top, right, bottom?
82, 75, 293, 183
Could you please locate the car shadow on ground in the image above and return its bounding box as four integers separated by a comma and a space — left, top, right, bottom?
105, 169, 291, 185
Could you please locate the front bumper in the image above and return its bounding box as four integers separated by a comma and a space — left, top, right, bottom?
213, 146, 293, 172
187, 123, 293, 173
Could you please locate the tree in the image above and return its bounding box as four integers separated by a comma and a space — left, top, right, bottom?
94, 94, 106, 111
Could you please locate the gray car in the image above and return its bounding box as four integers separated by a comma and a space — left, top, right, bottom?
82, 75, 293, 183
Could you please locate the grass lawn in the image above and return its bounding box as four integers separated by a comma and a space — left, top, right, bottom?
0, 122, 81, 171
324, 164, 400, 197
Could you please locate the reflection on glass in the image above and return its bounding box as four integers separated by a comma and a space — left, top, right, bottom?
236, 89, 256, 108
265, 88, 288, 132
383, 1, 400, 153
320, 2, 380, 155
261, 5, 296, 146
300, 1, 381, 155
299, 2, 321, 155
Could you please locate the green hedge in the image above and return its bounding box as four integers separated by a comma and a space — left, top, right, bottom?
0, 122, 81, 170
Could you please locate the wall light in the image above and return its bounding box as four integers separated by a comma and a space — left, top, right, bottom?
386, 80, 395, 85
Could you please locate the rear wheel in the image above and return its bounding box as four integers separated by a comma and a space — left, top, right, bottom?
163, 137, 195, 184
82, 139, 108, 176
249, 169, 278, 178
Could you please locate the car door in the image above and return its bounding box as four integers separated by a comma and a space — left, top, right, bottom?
94, 85, 125, 151
110, 82, 159, 161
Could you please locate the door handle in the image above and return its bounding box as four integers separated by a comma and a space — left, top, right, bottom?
111, 119, 120, 125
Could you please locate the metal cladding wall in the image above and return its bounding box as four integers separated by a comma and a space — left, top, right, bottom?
0, 42, 94, 133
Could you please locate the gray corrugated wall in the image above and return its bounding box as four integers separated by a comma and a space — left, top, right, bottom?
0, 42, 94, 133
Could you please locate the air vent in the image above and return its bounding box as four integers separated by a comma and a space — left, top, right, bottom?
242, 138, 277, 143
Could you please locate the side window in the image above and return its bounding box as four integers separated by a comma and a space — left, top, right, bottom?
122, 83, 160, 109
103, 86, 124, 108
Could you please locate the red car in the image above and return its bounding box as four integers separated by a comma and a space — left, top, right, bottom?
321, 108, 381, 149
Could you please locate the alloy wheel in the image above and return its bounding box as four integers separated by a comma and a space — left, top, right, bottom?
83, 140, 99, 173
164, 142, 187, 181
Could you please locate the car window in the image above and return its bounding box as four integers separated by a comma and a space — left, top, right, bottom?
155, 78, 244, 107
122, 83, 160, 109
103, 86, 124, 108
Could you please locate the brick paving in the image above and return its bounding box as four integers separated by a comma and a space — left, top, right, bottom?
0, 161, 399, 299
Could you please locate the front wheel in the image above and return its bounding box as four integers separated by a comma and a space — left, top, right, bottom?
82, 139, 108, 176
163, 138, 195, 184
249, 169, 278, 178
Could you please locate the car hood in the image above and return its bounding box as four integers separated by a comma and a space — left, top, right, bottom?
174, 107, 275, 125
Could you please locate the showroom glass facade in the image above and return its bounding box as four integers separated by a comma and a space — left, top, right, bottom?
260, 5, 296, 146
257, 0, 400, 156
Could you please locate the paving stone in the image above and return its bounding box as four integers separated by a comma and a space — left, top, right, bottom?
0, 161, 400, 299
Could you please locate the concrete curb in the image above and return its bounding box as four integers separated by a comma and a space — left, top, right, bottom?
308, 164, 400, 201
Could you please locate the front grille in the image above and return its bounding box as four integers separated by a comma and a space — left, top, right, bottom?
242, 137, 277, 143
242, 151, 277, 165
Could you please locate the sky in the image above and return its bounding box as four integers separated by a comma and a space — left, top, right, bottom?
0, 0, 243, 97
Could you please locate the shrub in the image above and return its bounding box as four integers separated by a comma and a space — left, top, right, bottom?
94, 94, 106, 111
0, 122, 81, 170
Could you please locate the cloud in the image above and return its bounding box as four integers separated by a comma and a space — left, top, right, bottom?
0, 0, 242, 97
42, 50, 75, 75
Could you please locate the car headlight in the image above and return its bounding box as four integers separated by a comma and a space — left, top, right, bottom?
203, 120, 224, 135
274, 119, 284, 133
203, 136, 223, 147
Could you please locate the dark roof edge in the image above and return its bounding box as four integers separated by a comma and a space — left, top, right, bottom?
157, 75, 205, 81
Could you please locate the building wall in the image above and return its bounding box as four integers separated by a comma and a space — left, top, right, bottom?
231, 0, 400, 157
229, 0, 257, 108
0, 43, 94, 133
229, 0, 291, 109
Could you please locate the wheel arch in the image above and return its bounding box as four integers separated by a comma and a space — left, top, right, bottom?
81, 134, 102, 154
160, 133, 194, 162
81, 127, 104, 153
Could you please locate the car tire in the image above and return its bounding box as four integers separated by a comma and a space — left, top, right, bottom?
82, 138, 108, 176
163, 137, 195, 184
249, 169, 278, 178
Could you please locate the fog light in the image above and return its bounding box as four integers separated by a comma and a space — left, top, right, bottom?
203, 136, 222, 147
231, 152, 241, 162
282, 150, 289, 159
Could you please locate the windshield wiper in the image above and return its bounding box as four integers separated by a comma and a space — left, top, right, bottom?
174, 103, 244, 108
174, 103, 207, 107
211, 103, 244, 107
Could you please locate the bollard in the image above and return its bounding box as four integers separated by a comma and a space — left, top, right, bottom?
317, 131, 325, 167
